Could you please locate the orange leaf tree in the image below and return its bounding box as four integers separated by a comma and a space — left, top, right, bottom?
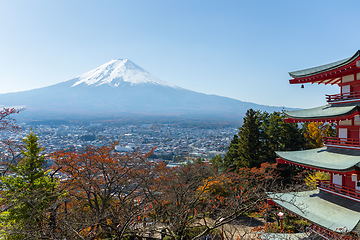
0, 107, 22, 132
145, 161, 282, 240
51, 144, 156, 239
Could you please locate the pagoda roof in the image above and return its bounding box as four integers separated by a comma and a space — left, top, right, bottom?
290, 50, 360, 78
275, 147, 360, 172
289, 50, 360, 85
284, 102, 360, 123
268, 189, 360, 233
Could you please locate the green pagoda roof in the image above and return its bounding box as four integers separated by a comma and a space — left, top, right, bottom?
289, 50, 360, 78
284, 102, 360, 121
268, 189, 360, 233
275, 147, 360, 172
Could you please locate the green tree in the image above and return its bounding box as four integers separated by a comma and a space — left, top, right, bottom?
236, 109, 263, 168
0, 132, 58, 239
262, 111, 304, 162
262, 111, 306, 185
213, 109, 305, 171
212, 109, 263, 170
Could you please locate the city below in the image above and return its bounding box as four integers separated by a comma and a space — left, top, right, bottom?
2, 121, 239, 165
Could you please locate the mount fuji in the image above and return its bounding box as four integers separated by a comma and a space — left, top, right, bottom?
72, 59, 175, 88
0, 59, 288, 121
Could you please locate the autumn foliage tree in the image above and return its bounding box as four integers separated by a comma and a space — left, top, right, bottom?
0, 135, 289, 240
0, 108, 22, 132
0, 107, 301, 239
51, 144, 156, 239
305, 171, 330, 190
143, 161, 282, 240
0, 135, 159, 240
302, 122, 336, 149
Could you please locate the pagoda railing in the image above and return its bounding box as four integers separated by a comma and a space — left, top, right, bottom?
326, 91, 360, 103
323, 137, 360, 148
316, 179, 360, 201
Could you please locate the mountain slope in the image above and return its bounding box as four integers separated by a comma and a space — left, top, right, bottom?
0, 59, 290, 121
72, 59, 175, 87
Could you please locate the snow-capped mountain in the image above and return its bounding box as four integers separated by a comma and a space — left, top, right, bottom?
72, 59, 175, 88
0, 60, 289, 121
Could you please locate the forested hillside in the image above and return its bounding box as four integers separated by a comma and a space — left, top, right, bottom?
0, 108, 343, 239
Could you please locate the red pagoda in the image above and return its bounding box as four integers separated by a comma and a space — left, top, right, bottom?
269, 51, 360, 239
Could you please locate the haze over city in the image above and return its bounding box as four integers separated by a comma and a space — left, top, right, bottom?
1, 1, 360, 109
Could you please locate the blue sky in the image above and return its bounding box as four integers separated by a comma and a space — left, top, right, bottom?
1, 0, 359, 109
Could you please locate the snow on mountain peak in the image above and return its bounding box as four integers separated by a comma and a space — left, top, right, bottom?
72, 59, 175, 88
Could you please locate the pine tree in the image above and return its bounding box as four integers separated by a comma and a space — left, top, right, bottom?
0, 132, 58, 238
214, 109, 306, 171
236, 109, 263, 168
210, 110, 262, 171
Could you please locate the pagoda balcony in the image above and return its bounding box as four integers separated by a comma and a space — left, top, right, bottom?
323, 137, 360, 149
326, 91, 360, 103
316, 179, 360, 202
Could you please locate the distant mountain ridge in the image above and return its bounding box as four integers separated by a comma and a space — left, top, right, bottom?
0, 60, 292, 121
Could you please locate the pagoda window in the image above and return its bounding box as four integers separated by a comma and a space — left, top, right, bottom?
342, 85, 351, 94
332, 173, 342, 186
338, 128, 348, 140
354, 116, 360, 126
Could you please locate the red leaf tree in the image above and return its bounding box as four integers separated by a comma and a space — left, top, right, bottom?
51, 144, 156, 239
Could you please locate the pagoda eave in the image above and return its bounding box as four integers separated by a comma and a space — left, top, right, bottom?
289, 67, 356, 85
289, 50, 360, 85
284, 104, 360, 123
276, 157, 359, 174
284, 110, 360, 123
275, 147, 360, 173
